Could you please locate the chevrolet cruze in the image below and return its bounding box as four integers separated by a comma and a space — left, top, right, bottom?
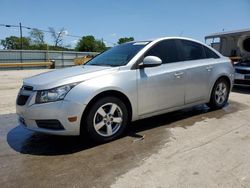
16, 37, 234, 142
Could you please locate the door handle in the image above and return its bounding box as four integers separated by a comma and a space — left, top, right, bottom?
174, 72, 184, 78
206, 65, 214, 71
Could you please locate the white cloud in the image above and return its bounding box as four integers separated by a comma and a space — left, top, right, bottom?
71, 39, 78, 44
70, 40, 78, 48
110, 33, 117, 37
59, 30, 68, 36
63, 30, 69, 35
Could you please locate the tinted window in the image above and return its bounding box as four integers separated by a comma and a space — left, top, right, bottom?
204, 46, 220, 59
179, 40, 206, 61
145, 40, 181, 64
86, 42, 149, 67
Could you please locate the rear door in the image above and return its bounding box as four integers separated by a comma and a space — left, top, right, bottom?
176, 39, 216, 104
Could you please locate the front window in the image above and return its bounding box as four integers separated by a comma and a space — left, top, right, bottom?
86, 42, 150, 67
145, 39, 182, 64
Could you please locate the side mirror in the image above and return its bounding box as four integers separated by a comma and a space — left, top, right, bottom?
139, 56, 162, 68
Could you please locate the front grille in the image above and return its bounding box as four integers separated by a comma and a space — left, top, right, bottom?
235, 68, 250, 74
234, 79, 250, 85
36, 120, 65, 130
17, 95, 29, 105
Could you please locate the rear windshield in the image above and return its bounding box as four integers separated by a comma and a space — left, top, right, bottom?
86, 42, 150, 67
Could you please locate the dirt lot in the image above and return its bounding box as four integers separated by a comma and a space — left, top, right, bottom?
0, 69, 250, 188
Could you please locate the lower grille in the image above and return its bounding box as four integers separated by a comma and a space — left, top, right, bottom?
234, 79, 250, 85
36, 120, 64, 130
17, 95, 29, 105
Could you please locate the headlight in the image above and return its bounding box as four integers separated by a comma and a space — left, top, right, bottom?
36, 83, 78, 104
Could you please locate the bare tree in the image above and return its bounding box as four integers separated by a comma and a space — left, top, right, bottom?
49, 27, 66, 47
29, 29, 45, 45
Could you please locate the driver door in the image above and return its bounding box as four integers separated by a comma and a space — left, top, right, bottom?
137, 39, 185, 116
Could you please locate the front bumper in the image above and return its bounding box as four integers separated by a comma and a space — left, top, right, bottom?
234, 72, 250, 86
16, 95, 86, 136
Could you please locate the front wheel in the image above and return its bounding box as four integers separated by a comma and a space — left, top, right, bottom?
84, 96, 128, 143
207, 78, 230, 109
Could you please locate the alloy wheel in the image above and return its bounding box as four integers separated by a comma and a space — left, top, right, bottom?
215, 82, 228, 105
93, 103, 123, 137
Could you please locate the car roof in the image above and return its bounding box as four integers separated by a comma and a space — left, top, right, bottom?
128, 37, 205, 45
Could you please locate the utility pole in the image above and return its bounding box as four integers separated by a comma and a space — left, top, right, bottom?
19, 22, 23, 49
19, 22, 23, 64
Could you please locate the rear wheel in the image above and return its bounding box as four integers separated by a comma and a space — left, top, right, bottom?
84, 96, 128, 143
207, 78, 230, 109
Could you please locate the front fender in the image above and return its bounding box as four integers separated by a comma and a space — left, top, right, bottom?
64, 69, 138, 121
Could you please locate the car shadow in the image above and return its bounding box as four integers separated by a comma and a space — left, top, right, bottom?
7, 101, 244, 156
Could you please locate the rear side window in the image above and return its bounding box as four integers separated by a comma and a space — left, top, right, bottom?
145, 40, 181, 64
204, 46, 220, 59
179, 40, 206, 61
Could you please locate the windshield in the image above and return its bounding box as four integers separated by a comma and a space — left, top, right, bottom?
86, 41, 150, 67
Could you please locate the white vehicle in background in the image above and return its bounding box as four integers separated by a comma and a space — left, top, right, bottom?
205, 28, 250, 86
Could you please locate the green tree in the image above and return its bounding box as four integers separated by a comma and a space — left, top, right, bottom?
75, 35, 106, 52
117, 37, 134, 44
0, 35, 72, 51
0, 36, 31, 49
28, 44, 48, 50
29, 29, 45, 45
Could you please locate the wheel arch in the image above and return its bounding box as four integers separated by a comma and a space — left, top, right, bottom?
80, 90, 133, 133
209, 75, 231, 100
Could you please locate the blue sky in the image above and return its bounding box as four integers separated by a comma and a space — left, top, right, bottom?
0, 0, 249, 48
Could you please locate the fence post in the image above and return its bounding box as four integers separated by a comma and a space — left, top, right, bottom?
44, 51, 47, 62
62, 51, 64, 67
50, 60, 55, 69
20, 50, 23, 70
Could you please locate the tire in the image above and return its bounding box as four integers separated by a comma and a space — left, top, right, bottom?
207, 78, 230, 109
84, 96, 128, 143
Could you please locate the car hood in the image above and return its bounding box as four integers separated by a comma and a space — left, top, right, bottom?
23, 65, 119, 90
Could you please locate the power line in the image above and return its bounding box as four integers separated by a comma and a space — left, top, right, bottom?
0, 23, 82, 38
0, 23, 116, 46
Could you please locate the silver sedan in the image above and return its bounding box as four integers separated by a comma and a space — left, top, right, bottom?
16, 37, 234, 142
